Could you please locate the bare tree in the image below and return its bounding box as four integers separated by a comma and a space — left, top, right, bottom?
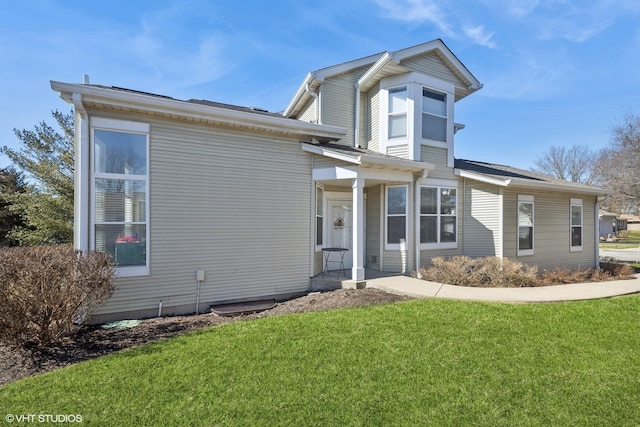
531, 143, 599, 184
597, 111, 640, 214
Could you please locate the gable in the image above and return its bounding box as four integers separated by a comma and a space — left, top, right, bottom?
400, 51, 470, 102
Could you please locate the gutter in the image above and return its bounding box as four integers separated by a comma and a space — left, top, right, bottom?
305, 83, 320, 124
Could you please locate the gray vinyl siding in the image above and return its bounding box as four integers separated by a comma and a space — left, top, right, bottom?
366, 184, 381, 270
298, 98, 317, 123
402, 52, 464, 90
463, 181, 502, 258
503, 189, 597, 270
420, 145, 455, 179
88, 109, 312, 318
320, 65, 370, 148
387, 145, 409, 158
366, 83, 380, 151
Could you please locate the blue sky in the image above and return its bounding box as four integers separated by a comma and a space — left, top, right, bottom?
1, 0, 639, 170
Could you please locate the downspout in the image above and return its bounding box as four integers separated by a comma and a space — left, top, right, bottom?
354, 84, 360, 148
305, 84, 320, 124
595, 195, 607, 268
71, 90, 90, 254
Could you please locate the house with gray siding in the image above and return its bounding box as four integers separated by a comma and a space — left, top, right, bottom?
51, 39, 608, 322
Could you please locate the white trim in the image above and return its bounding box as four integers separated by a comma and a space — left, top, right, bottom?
90, 117, 150, 276
315, 184, 325, 252
570, 198, 583, 252
517, 194, 534, 256
455, 169, 511, 187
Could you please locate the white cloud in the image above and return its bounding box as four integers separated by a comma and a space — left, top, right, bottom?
464, 25, 497, 49
373, 0, 455, 37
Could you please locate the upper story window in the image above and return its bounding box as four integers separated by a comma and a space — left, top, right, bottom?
92, 118, 149, 276
422, 89, 447, 142
388, 87, 408, 139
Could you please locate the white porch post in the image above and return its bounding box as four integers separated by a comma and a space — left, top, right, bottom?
352, 177, 365, 281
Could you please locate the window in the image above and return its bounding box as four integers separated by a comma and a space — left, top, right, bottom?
92, 118, 149, 275
422, 88, 447, 142
386, 185, 407, 247
420, 186, 457, 247
316, 185, 324, 247
388, 87, 407, 139
518, 195, 534, 256
570, 199, 583, 251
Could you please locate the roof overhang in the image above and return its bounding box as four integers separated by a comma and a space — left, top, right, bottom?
301, 143, 436, 173
51, 81, 346, 143
456, 169, 611, 196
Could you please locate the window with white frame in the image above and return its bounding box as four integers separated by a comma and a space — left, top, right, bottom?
316, 185, 324, 247
388, 86, 408, 139
420, 186, 457, 248
422, 88, 447, 142
386, 185, 407, 248
517, 195, 534, 256
570, 198, 583, 251
92, 118, 149, 275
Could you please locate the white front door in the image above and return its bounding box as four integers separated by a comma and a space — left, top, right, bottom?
328, 200, 353, 269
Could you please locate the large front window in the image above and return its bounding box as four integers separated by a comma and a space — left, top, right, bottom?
386, 185, 407, 248
92, 118, 149, 275
420, 186, 457, 248
518, 195, 534, 256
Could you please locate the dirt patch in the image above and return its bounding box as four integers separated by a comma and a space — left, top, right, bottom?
0, 288, 411, 387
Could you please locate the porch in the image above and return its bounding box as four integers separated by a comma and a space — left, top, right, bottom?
309, 268, 403, 292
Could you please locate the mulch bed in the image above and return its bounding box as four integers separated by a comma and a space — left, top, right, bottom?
0, 288, 411, 387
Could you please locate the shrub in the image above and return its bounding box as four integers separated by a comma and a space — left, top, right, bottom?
419, 256, 538, 288
0, 245, 116, 348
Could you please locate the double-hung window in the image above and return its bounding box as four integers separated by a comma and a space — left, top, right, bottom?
420, 186, 457, 248
386, 185, 407, 248
517, 195, 534, 256
570, 199, 583, 251
388, 86, 408, 139
422, 88, 447, 142
92, 118, 149, 276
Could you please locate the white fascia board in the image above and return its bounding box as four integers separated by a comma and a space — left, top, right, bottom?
51, 81, 346, 141
312, 166, 358, 180
455, 169, 511, 187
283, 72, 315, 117
314, 52, 383, 81
357, 52, 393, 88
360, 154, 435, 172
300, 143, 361, 164
509, 178, 610, 196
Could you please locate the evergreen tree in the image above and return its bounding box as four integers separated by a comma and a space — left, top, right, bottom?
0, 110, 74, 245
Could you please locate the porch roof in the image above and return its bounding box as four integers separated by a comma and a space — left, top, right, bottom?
455, 159, 610, 196
301, 142, 435, 173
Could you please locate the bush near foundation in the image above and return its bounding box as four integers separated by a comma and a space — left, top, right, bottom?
0, 245, 116, 348
419, 256, 539, 288
418, 256, 636, 288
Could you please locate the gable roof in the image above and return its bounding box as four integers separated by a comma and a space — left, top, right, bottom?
284, 39, 482, 118
455, 159, 609, 196
51, 82, 346, 143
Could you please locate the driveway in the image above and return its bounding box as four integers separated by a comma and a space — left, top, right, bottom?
600, 247, 640, 263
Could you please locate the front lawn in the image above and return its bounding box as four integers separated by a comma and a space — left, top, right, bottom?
2, 297, 640, 426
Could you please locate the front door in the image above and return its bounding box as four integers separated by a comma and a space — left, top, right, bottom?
328, 200, 353, 269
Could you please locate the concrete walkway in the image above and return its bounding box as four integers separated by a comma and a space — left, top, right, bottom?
367, 274, 640, 303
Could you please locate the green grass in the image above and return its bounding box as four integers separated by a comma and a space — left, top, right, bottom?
3, 297, 640, 426
601, 230, 640, 249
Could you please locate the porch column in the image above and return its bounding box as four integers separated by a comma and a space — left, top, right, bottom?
352, 178, 365, 281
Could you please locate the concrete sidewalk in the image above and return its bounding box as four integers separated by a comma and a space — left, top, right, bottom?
367, 274, 640, 302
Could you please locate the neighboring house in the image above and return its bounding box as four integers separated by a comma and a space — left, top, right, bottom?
620, 214, 640, 231
51, 39, 609, 322
599, 210, 619, 239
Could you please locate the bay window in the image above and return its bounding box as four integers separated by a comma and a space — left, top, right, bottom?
388, 87, 408, 139
422, 88, 447, 142
92, 118, 149, 275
